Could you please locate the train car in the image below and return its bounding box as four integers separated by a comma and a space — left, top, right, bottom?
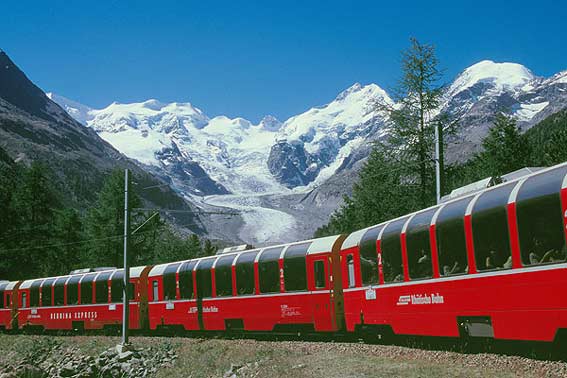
147, 235, 346, 334
0, 281, 19, 331
340, 163, 567, 343
16, 266, 151, 332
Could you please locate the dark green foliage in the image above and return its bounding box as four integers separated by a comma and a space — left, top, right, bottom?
479, 113, 530, 177
203, 239, 217, 257
83, 169, 144, 268
0, 165, 210, 281
315, 145, 421, 237
523, 109, 567, 166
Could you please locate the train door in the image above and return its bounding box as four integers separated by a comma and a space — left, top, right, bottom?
310, 256, 332, 329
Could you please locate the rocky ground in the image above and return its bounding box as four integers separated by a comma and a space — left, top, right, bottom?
0, 335, 565, 377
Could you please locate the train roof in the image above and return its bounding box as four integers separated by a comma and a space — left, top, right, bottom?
148, 235, 343, 277
18, 266, 148, 289
342, 162, 567, 249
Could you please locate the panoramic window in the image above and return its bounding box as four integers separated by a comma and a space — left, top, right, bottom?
284, 243, 310, 292
30, 281, 41, 307
163, 263, 181, 301
80, 273, 97, 305
436, 198, 472, 276
258, 247, 283, 294
235, 251, 258, 295
359, 226, 382, 285
95, 272, 112, 304
215, 255, 235, 297
67, 276, 81, 305
406, 208, 437, 280
110, 271, 126, 303
381, 217, 409, 283
179, 261, 197, 299
54, 277, 67, 306
41, 278, 55, 307
195, 258, 215, 298
314, 260, 326, 289
517, 167, 567, 266
472, 184, 515, 271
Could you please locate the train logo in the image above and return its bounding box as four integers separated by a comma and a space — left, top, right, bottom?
397, 293, 444, 306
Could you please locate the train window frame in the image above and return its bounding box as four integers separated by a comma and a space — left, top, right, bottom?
163, 263, 181, 301
284, 243, 310, 292
66, 275, 81, 305
359, 226, 382, 286
381, 217, 410, 283
195, 258, 216, 299
235, 251, 258, 296
406, 208, 438, 280
516, 167, 567, 267
41, 278, 56, 307
472, 183, 515, 272
436, 197, 472, 277
21, 292, 27, 308
258, 247, 283, 294
30, 280, 42, 308
80, 273, 97, 305
94, 272, 113, 304
346, 254, 355, 288
152, 280, 159, 302
179, 261, 197, 300
0, 283, 6, 309
110, 271, 134, 303
215, 255, 236, 297
314, 260, 326, 289
53, 277, 67, 306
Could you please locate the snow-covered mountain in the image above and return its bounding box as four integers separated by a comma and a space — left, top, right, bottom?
441, 60, 567, 161
268, 83, 392, 188
49, 60, 567, 244
50, 82, 392, 197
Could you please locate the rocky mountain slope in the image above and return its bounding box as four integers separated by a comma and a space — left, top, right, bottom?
0, 51, 201, 232
49, 60, 567, 243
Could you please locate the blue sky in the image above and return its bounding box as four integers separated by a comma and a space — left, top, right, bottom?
2, 0, 565, 122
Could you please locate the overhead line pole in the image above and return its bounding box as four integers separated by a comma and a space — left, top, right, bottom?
435, 122, 441, 204
122, 168, 130, 346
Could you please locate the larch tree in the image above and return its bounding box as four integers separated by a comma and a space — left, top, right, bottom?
377, 37, 447, 207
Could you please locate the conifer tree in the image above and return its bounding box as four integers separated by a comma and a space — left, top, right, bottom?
187, 234, 202, 257
48, 208, 83, 276
377, 37, 446, 207
480, 113, 530, 177
11, 162, 61, 277
84, 169, 144, 268
203, 239, 217, 256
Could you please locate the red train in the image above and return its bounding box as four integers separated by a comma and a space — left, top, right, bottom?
2, 162, 567, 344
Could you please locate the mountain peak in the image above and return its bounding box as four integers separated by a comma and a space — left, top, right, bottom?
0, 51, 67, 122
258, 115, 282, 131
142, 98, 166, 110
449, 60, 535, 96
335, 82, 363, 101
